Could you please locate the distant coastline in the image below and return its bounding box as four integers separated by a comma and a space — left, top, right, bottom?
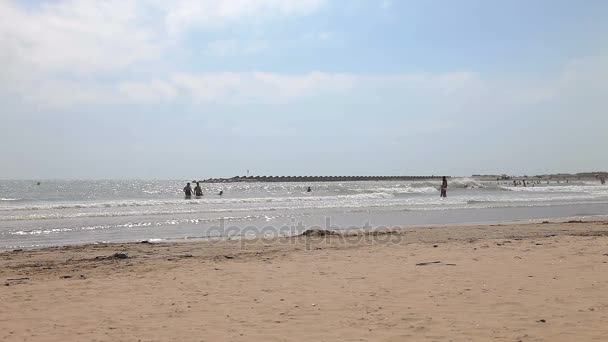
198, 172, 608, 183
472, 171, 607, 181
199, 175, 449, 183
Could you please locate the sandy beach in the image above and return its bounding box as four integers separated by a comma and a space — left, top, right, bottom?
2, 220, 608, 341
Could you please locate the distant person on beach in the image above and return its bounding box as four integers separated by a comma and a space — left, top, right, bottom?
183, 182, 193, 199
307, 187, 312, 193
218, 190, 223, 196
440, 176, 448, 198
194, 182, 203, 197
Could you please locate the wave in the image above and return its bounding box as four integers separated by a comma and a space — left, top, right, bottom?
408, 178, 502, 190
1, 198, 22, 201
467, 196, 608, 205
7, 216, 265, 236
0, 192, 396, 212
351, 186, 438, 195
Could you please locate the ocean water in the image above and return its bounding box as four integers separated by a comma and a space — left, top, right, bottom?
1, 178, 607, 249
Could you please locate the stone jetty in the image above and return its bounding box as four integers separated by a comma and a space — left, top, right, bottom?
200, 176, 447, 183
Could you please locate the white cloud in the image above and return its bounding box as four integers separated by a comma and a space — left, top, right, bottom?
169, 72, 243, 103
206, 39, 269, 56
1, 0, 606, 118
0, 0, 331, 110
118, 79, 179, 102
9, 55, 608, 111
0, 0, 160, 74
161, 0, 326, 33
23, 80, 121, 108
19, 71, 357, 108
0, 0, 326, 77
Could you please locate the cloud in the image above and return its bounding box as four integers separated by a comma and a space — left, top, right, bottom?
0, 0, 161, 74
8, 54, 608, 111
161, 0, 326, 33
22, 80, 121, 108
118, 79, 179, 103
17, 71, 357, 108
0, 0, 326, 77
206, 39, 269, 56
1, 0, 606, 120
0, 0, 332, 111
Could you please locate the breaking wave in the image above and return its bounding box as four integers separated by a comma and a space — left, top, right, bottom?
0, 192, 395, 212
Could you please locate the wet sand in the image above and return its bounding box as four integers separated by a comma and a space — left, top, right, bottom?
2, 220, 608, 341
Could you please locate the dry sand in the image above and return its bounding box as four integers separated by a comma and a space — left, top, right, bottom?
2, 220, 608, 341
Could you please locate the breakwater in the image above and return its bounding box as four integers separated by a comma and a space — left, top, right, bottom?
200, 176, 448, 183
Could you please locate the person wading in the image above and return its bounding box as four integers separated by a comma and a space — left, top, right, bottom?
440, 176, 448, 198
194, 182, 203, 198
183, 182, 193, 199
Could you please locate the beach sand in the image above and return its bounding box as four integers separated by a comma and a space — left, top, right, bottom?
2, 220, 608, 341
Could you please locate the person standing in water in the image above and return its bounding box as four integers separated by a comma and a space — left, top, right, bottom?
306, 186, 312, 193
183, 182, 193, 199
194, 182, 203, 198
440, 176, 448, 198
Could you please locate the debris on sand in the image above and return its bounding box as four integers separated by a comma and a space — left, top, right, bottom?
112, 252, 129, 259
366, 230, 400, 236
573, 231, 608, 237
300, 229, 338, 237
416, 261, 441, 266
94, 252, 129, 261
416, 261, 456, 266
4, 277, 29, 286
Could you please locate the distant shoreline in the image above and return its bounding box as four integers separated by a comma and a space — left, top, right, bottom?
200, 175, 449, 183
197, 173, 607, 183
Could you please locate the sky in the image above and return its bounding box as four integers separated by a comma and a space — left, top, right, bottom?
1, 0, 607, 179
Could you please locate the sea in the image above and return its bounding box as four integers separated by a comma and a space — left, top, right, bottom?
1, 178, 607, 250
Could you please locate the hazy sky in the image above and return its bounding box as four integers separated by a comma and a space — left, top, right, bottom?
1, 0, 607, 179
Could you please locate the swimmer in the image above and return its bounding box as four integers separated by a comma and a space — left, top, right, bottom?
440, 176, 448, 198
183, 182, 193, 199
194, 182, 203, 197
